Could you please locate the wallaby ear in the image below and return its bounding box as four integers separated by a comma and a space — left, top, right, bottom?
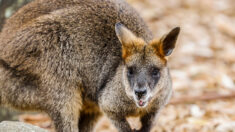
159, 27, 180, 56
115, 23, 138, 45
115, 23, 143, 60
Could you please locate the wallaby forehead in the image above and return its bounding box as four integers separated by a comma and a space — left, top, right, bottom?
125, 45, 167, 67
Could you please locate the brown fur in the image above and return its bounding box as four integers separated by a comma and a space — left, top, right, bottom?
122, 39, 146, 62
0, 0, 180, 132
149, 39, 167, 64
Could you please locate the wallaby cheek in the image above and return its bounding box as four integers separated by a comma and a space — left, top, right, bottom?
151, 71, 168, 99
122, 68, 135, 98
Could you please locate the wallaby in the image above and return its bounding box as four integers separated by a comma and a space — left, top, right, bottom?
0, 0, 180, 132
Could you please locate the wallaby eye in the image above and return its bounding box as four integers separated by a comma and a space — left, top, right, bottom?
151, 67, 160, 78
127, 66, 135, 77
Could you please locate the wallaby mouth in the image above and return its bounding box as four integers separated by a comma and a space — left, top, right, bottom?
133, 88, 150, 107
135, 98, 148, 108
138, 100, 145, 106
134, 94, 151, 108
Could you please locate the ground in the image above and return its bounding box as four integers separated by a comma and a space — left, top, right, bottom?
4, 0, 235, 131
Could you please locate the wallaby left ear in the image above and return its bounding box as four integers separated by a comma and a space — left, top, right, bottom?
159, 27, 180, 56
115, 22, 142, 60
115, 22, 138, 45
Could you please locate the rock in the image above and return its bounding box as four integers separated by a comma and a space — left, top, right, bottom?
0, 121, 48, 132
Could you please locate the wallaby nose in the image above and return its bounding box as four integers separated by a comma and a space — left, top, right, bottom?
135, 89, 147, 99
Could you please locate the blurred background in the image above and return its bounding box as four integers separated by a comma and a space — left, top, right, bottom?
0, 0, 235, 132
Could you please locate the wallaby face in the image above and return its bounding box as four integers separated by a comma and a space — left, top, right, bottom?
115, 23, 180, 108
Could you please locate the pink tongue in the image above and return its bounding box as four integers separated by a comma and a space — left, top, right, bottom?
139, 100, 143, 106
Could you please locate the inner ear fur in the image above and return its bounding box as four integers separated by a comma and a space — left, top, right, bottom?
151, 27, 180, 57
115, 22, 138, 46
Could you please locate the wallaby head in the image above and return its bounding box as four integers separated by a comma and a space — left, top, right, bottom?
115, 23, 180, 108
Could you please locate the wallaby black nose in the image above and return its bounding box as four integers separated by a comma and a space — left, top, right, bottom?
135, 89, 147, 99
